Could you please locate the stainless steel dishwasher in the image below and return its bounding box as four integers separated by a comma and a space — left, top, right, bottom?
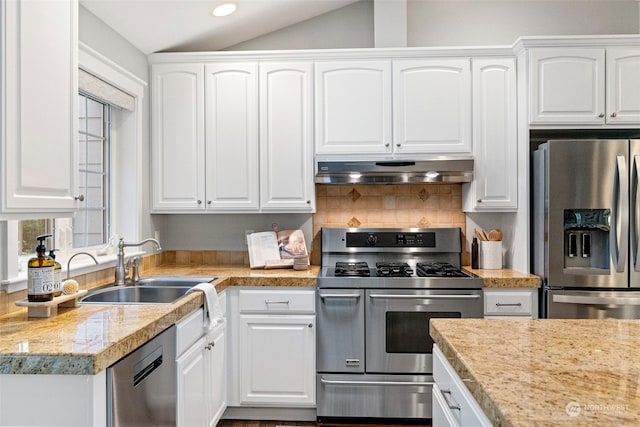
107, 325, 177, 426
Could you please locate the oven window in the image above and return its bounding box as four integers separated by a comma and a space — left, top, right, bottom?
386, 312, 461, 354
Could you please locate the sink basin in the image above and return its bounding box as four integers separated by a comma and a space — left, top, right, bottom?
80, 286, 192, 304
135, 276, 215, 288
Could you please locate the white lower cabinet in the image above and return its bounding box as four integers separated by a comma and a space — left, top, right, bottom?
228, 288, 316, 408
484, 288, 538, 319
433, 344, 491, 427
176, 305, 227, 427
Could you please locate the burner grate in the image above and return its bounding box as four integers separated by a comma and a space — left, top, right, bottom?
334, 261, 370, 277
375, 262, 414, 277
416, 262, 467, 278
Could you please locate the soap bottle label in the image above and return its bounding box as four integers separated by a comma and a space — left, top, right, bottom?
28, 267, 55, 296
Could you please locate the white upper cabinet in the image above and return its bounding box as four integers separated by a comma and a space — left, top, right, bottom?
529, 47, 640, 126
205, 63, 259, 211
1, 0, 78, 216
463, 58, 517, 212
393, 59, 472, 155
151, 64, 205, 211
606, 48, 640, 124
314, 59, 472, 157
259, 62, 315, 212
530, 48, 605, 124
315, 61, 392, 155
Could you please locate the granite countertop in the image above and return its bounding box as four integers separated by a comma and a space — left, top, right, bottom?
0, 266, 318, 376
430, 318, 640, 426
463, 267, 541, 288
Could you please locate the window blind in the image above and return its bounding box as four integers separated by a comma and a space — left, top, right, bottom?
78, 69, 135, 111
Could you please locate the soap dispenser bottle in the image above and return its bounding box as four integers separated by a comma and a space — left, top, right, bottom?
49, 248, 62, 297
27, 234, 55, 302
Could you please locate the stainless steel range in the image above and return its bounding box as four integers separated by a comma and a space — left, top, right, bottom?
316, 227, 483, 422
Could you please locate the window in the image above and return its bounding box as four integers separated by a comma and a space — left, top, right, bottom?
18, 220, 54, 255
75, 93, 111, 248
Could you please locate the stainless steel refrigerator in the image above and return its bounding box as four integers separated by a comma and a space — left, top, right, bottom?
533, 138, 640, 318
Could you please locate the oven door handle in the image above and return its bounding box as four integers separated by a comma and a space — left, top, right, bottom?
319, 293, 361, 299
369, 294, 481, 300
320, 378, 434, 387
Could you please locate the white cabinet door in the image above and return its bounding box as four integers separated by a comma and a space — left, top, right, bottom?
393, 59, 472, 155
606, 48, 640, 124
259, 62, 315, 212
2, 0, 78, 215
239, 314, 315, 406
206, 325, 227, 427
177, 336, 207, 427
529, 48, 605, 124
151, 63, 205, 211
463, 58, 517, 212
315, 61, 392, 155
205, 63, 259, 211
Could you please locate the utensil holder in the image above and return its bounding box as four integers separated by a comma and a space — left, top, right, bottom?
479, 241, 502, 269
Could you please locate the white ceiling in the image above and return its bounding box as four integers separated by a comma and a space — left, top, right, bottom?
80, 0, 360, 54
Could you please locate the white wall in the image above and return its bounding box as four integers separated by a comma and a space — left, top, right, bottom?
408, 0, 639, 47
226, 0, 639, 52
161, 214, 313, 251
225, 0, 374, 51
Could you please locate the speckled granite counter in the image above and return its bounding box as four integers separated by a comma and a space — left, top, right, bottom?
430, 318, 640, 426
0, 266, 318, 375
463, 267, 541, 288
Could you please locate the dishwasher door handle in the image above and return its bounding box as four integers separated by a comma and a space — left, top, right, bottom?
133, 346, 163, 386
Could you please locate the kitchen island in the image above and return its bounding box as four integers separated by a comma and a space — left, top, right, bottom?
430, 318, 640, 426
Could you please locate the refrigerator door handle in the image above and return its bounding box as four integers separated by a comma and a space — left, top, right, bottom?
611, 155, 629, 273
553, 294, 640, 306
633, 155, 640, 272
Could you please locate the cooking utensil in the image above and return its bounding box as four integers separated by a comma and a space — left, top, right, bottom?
488, 229, 503, 241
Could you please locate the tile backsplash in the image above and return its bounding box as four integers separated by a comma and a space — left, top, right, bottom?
311, 184, 467, 265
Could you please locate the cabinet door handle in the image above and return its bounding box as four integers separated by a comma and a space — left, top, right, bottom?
611, 112, 618, 118
385, 143, 390, 147
308, 323, 313, 328
74, 195, 85, 202
197, 200, 202, 205
598, 113, 605, 118
495, 302, 522, 307
264, 300, 290, 304
207, 200, 212, 205
441, 389, 461, 411
477, 199, 482, 203
396, 143, 401, 147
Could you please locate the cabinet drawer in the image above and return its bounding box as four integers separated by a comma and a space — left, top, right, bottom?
433, 345, 491, 427
239, 289, 315, 314
484, 290, 533, 316
176, 308, 204, 356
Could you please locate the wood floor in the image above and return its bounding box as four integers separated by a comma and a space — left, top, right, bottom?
218, 421, 430, 427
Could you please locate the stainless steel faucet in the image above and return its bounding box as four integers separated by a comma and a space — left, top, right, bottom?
114, 238, 162, 285
66, 252, 99, 280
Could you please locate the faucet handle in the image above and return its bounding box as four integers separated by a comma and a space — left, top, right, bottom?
131, 257, 141, 283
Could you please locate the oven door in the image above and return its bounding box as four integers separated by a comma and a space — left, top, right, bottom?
365, 289, 483, 374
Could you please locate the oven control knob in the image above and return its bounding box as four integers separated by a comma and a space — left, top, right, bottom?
366, 234, 378, 246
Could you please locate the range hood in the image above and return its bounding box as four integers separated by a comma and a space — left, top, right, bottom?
315, 159, 474, 184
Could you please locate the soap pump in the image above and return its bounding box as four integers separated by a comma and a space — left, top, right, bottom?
48, 248, 62, 297
27, 234, 55, 302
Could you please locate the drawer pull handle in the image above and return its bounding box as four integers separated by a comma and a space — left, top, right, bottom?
265, 300, 290, 304
495, 302, 522, 307
319, 293, 361, 299
441, 389, 461, 411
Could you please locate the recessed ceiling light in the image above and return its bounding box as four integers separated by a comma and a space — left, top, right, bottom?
212, 2, 237, 17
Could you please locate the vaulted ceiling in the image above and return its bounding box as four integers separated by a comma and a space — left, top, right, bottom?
80, 0, 360, 54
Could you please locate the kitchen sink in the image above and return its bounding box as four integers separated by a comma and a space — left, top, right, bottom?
134, 276, 215, 288
79, 276, 215, 304
80, 286, 192, 304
